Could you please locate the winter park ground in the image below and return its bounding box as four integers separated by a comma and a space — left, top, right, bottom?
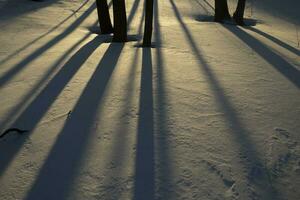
0, 0, 299, 199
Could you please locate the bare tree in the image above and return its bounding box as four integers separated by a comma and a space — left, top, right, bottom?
112, 0, 127, 42
233, 0, 246, 25
143, 0, 154, 47
214, 0, 231, 22
96, 0, 113, 34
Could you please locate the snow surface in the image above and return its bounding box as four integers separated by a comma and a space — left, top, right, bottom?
0, 0, 299, 199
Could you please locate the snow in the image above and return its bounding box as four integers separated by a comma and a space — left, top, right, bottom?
0, 0, 299, 199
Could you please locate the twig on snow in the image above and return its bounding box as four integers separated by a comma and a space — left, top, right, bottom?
0, 128, 29, 139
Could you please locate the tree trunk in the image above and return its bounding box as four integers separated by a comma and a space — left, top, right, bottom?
233, 0, 246, 25
143, 0, 154, 47
112, 0, 127, 42
96, 0, 113, 34
214, 0, 231, 22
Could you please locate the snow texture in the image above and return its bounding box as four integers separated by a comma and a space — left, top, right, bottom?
0, 0, 299, 199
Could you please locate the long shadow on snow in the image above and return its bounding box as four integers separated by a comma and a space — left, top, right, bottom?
254, 0, 300, 26
0, 0, 137, 132
152, 0, 173, 199
0, 0, 91, 66
0, 0, 59, 20
100, 7, 145, 199
133, 47, 155, 200
0, 32, 92, 136
0, 2, 96, 89
245, 26, 300, 56
191, 0, 213, 15
224, 25, 300, 89
0, 0, 138, 175
127, 0, 141, 29
25, 43, 124, 200
0, 36, 103, 176
201, 0, 214, 11
169, 0, 279, 199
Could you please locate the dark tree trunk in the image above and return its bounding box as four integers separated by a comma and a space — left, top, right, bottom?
143, 0, 154, 47
112, 0, 127, 42
214, 0, 231, 22
96, 0, 113, 34
233, 0, 246, 25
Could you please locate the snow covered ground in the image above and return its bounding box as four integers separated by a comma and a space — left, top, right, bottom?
0, 0, 299, 199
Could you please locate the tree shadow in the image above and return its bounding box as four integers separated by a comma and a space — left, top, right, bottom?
0, 35, 104, 176
0, 32, 92, 140
152, 0, 173, 199
223, 25, 300, 88
254, 0, 300, 26
0, 0, 59, 20
191, 0, 213, 15
133, 47, 155, 200
99, 5, 145, 199
0, 2, 97, 89
202, 0, 214, 11
24, 43, 124, 200
169, 0, 279, 199
245, 26, 300, 56
194, 14, 259, 27
127, 0, 141, 29
0, 0, 91, 66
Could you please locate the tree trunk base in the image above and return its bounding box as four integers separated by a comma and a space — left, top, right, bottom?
101, 29, 114, 35
233, 13, 245, 26
214, 0, 231, 23
233, 0, 246, 26
96, 0, 114, 35
112, 38, 128, 43
112, 0, 128, 43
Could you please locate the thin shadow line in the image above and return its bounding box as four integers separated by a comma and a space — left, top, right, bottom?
133, 47, 155, 200
245, 26, 300, 56
224, 25, 300, 88
202, 0, 215, 11
0, 36, 103, 177
191, 0, 213, 15
169, 0, 279, 199
153, 0, 173, 199
0, 2, 96, 89
127, 0, 141, 29
0, 0, 91, 66
24, 43, 124, 200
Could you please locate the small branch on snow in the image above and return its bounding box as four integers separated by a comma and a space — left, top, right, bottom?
0, 128, 29, 139
67, 110, 72, 118
39, 110, 72, 125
